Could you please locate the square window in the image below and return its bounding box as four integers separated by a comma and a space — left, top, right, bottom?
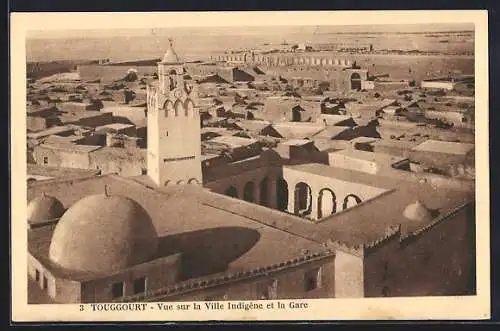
112, 281, 124, 298
133, 277, 146, 295
43, 157, 48, 165
35, 269, 40, 282
304, 268, 321, 292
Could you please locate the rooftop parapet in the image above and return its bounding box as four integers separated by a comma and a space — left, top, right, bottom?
113, 249, 334, 302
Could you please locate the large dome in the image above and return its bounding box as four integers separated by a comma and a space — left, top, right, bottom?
49, 194, 158, 274
28, 194, 65, 226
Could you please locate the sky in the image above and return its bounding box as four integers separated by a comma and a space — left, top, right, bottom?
27, 23, 474, 40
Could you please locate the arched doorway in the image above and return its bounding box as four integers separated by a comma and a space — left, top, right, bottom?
276, 177, 288, 211
350, 73, 362, 91
318, 188, 337, 219
188, 178, 199, 185
343, 194, 362, 210
294, 182, 312, 216
225, 186, 238, 198
243, 181, 255, 203
259, 177, 269, 207
292, 106, 302, 122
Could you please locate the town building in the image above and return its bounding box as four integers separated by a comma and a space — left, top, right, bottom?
421, 78, 457, 91
27, 40, 476, 304
146, 40, 202, 187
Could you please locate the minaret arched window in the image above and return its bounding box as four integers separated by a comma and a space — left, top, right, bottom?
174, 101, 183, 117
164, 101, 174, 117
185, 99, 195, 117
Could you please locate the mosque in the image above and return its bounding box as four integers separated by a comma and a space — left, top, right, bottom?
27, 41, 476, 304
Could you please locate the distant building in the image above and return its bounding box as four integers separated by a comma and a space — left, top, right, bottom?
421, 78, 457, 91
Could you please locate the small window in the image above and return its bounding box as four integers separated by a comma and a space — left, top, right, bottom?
304, 268, 321, 292
257, 279, 278, 300
141, 168, 147, 175
204, 293, 227, 301
43, 157, 48, 165
133, 277, 146, 295
35, 269, 40, 282
43, 276, 48, 290
112, 281, 124, 298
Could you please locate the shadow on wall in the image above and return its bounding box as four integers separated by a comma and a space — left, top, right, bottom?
113, 116, 135, 125
154, 226, 261, 280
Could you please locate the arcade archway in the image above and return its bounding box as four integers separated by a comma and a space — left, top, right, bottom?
276, 177, 289, 211
224, 186, 238, 198
243, 181, 255, 203
259, 177, 269, 207
343, 194, 362, 210
294, 182, 312, 216
318, 188, 337, 219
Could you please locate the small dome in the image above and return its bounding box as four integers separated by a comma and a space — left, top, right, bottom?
403, 200, 433, 223
28, 194, 65, 225
49, 194, 158, 274
161, 39, 180, 64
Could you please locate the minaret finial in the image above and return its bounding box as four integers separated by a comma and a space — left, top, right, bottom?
168, 38, 174, 47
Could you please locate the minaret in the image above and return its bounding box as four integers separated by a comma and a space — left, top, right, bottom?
146, 39, 202, 186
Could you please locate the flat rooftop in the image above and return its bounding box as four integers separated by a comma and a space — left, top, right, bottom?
330, 149, 408, 166
281, 139, 313, 147
371, 139, 421, 150
27, 125, 74, 139
411, 140, 475, 156
36, 143, 102, 154
318, 114, 352, 122
59, 111, 112, 121
350, 136, 380, 144
28, 175, 327, 281
209, 135, 258, 148
234, 120, 271, 131
312, 126, 352, 139
91, 146, 146, 159
41, 135, 83, 145
101, 105, 145, 112
27, 164, 101, 182
96, 123, 136, 131
311, 138, 352, 152
272, 122, 325, 139
282, 163, 473, 245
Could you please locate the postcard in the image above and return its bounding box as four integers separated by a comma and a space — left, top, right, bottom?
11, 10, 490, 321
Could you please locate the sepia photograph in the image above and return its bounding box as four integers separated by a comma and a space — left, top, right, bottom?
10, 11, 490, 321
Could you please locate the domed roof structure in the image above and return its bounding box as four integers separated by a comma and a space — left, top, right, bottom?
161, 38, 180, 64
28, 194, 65, 225
49, 193, 158, 274
403, 200, 433, 223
